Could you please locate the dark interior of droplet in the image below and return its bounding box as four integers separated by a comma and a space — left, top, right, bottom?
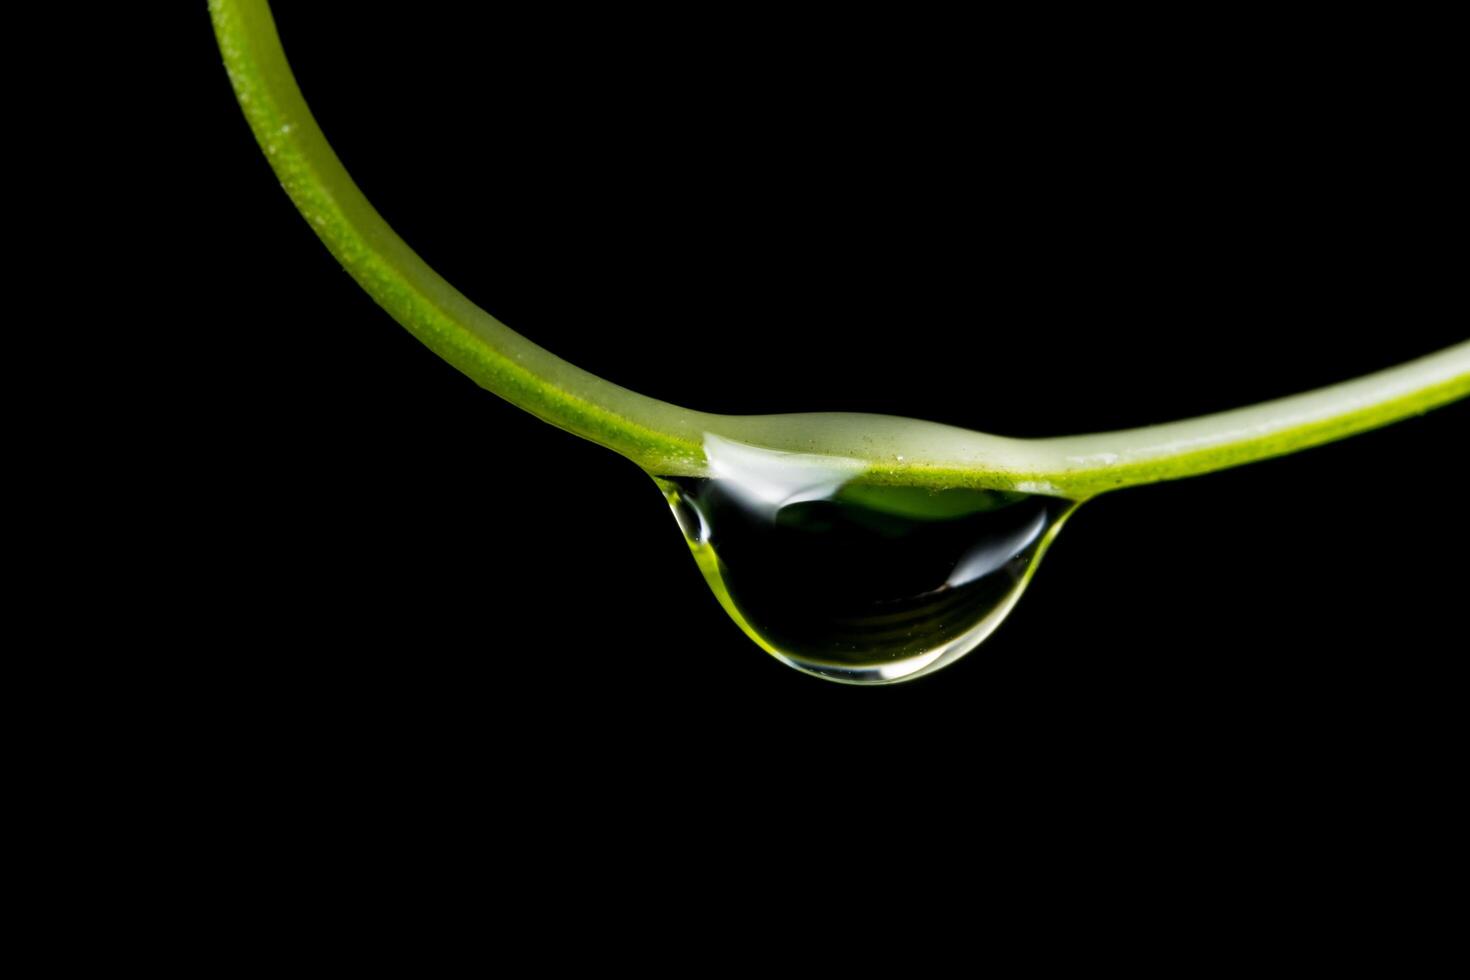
665, 478, 1072, 667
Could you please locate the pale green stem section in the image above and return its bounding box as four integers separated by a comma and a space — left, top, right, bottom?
211, 0, 1470, 500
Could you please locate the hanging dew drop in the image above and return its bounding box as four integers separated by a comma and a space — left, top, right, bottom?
655, 435, 1078, 684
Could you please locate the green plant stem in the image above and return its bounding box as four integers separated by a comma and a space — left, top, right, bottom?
210, 0, 1470, 500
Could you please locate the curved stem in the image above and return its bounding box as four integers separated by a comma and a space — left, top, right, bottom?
210, 0, 1470, 500
209, 0, 715, 473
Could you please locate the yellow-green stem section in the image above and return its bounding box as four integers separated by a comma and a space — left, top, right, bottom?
211, 0, 1470, 500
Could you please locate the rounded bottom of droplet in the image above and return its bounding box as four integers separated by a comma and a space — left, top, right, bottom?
768, 586, 1029, 684
772, 649, 955, 685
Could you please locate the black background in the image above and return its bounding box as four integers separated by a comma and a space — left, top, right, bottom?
169, 6, 1464, 795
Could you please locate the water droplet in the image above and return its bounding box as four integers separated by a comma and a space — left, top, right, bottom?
655, 435, 1078, 684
